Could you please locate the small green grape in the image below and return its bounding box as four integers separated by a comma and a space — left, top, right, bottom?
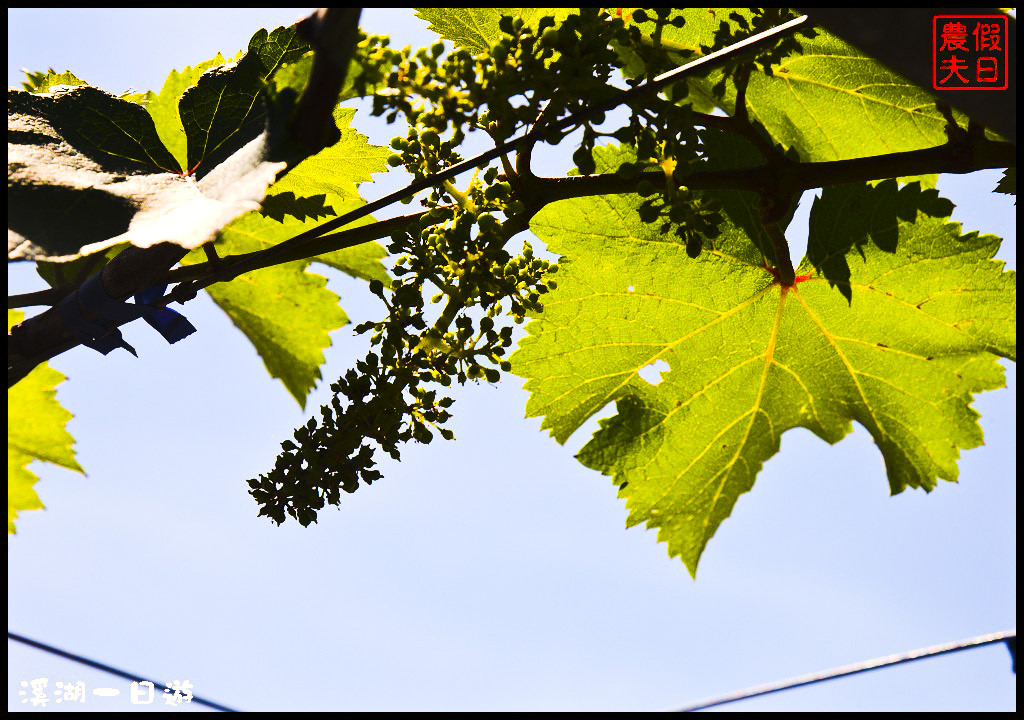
636, 179, 658, 197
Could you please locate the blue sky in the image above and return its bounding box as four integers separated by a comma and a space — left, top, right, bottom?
8, 8, 1016, 712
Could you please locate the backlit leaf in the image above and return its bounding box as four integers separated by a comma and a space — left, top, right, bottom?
618, 10, 969, 161
995, 167, 1015, 199
20, 68, 88, 94
179, 27, 309, 177
184, 195, 388, 407
203, 256, 348, 409
7, 310, 83, 534
701, 26, 965, 161
142, 52, 233, 173
267, 107, 392, 202
415, 8, 575, 53
512, 146, 1015, 575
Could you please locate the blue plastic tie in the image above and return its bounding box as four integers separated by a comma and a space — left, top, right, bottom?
135, 283, 196, 344
57, 274, 196, 356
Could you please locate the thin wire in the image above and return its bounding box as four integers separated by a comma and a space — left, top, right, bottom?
8, 631, 239, 712
673, 629, 1017, 712
10, 627, 1014, 711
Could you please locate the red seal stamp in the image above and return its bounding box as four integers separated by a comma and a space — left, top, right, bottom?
933, 15, 1008, 90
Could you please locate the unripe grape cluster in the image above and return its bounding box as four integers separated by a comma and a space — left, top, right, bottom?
250, 9, 786, 526
250, 187, 556, 525
251, 137, 555, 526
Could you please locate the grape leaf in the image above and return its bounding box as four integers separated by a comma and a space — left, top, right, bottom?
183, 195, 388, 407
179, 27, 309, 178
995, 167, 1015, 200
20, 68, 88, 93
141, 52, 233, 174
267, 107, 392, 203
314, 238, 390, 286
10, 85, 182, 174
8, 86, 187, 261
511, 146, 1015, 576
806, 179, 955, 303
7, 87, 285, 262
617, 10, 966, 162
7, 310, 83, 534
714, 30, 971, 161
177, 99, 392, 405
203, 256, 348, 409
611, 9, 715, 79
612, 9, 796, 112
7, 27, 315, 262
415, 8, 575, 52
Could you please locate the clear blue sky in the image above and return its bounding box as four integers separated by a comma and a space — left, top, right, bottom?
8, 8, 1016, 712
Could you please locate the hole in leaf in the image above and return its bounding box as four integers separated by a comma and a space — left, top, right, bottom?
638, 359, 670, 386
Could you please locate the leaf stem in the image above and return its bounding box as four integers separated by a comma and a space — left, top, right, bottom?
761, 217, 795, 286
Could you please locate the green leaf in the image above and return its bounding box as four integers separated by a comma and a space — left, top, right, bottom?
143, 52, 233, 174
7, 27, 310, 263
267, 107, 392, 202
995, 167, 1015, 199
21, 68, 88, 93
8, 310, 83, 534
269, 52, 314, 99
612, 9, 774, 113
697, 130, 782, 265
184, 196, 388, 407
205, 259, 347, 409
511, 148, 1015, 576
807, 179, 955, 303
611, 9, 710, 75
896, 174, 938, 190
314, 238, 390, 286
708, 29, 962, 161
179, 26, 309, 177
619, 10, 962, 161
8, 86, 207, 261
415, 8, 575, 53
